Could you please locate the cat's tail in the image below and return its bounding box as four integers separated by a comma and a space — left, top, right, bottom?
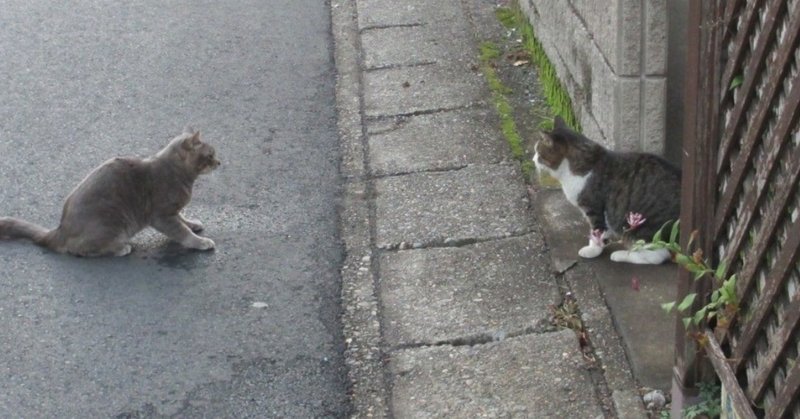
0, 216, 54, 247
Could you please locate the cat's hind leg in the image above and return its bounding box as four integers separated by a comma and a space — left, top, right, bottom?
610, 248, 671, 264
111, 244, 133, 257
61, 228, 133, 257
153, 215, 215, 250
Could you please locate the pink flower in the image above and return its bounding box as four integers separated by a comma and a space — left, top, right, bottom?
626, 212, 646, 230
590, 229, 605, 247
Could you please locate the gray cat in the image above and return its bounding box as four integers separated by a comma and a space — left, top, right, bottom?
533, 117, 680, 264
0, 128, 220, 257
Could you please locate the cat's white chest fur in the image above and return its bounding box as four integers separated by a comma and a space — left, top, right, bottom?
550, 159, 590, 205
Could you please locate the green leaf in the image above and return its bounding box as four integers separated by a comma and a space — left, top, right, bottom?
724, 274, 737, 290
694, 269, 708, 281
662, 301, 676, 313
715, 260, 728, 281
693, 307, 708, 325
669, 220, 680, 244
730, 75, 744, 90
677, 293, 697, 312
711, 290, 720, 303
720, 286, 732, 302
653, 222, 669, 244
683, 317, 692, 329
675, 254, 692, 268
722, 275, 738, 301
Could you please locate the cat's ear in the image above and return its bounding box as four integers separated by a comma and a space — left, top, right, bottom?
182, 131, 202, 150
554, 116, 567, 130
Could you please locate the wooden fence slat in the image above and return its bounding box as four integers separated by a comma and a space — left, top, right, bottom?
685, 0, 800, 413
719, 0, 769, 106
675, 0, 721, 390
722, 0, 744, 44
714, 82, 800, 309
714, 2, 800, 235
747, 283, 800, 401
716, 0, 789, 175
765, 357, 800, 418
705, 330, 758, 419
730, 209, 800, 367
723, 0, 748, 44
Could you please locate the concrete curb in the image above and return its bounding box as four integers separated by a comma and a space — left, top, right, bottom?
332, 0, 389, 416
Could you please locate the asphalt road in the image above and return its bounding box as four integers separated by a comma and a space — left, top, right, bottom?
0, 1, 349, 417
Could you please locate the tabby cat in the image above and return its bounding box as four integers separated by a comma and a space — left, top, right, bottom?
533, 117, 680, 264
0, 128, 220, 257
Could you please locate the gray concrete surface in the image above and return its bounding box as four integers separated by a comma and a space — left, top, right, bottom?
390, 330, 605, 418
361, 23, 474, 70
374, 164, 532, 249
379, 235, 559, 347
367, 108, 506, 176
534, 188, 676, 391
363, 65, 487, 117
0, 1, 348, 417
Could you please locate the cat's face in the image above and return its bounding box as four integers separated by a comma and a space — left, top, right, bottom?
533, 116, 603, 176
533, 133, 567, 175
176, 132, 221, 175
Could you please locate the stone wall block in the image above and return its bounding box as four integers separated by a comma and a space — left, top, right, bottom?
642, 78, 666, 153
615, 77, 642, 151
617, 0, 643, 76
645, 0, 668, 75
570, 0, 619, 73
587, 43, 617, 145
523, 0, 668, 153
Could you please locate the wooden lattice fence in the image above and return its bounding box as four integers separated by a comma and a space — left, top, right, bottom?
679, 0, 800, 417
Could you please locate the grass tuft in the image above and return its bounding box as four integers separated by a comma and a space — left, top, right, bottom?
478, 41, 502, 62
477, 41, 533, 178
501, 4, 580, 132
495, 7, 516, 29
478, 3, 580, 181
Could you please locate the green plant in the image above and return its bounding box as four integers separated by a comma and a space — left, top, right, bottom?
683, 382, 722, 419
496, 4, 580, 131
636, 221, 740, 330
477, 41, 535, 177
495, 7, 516, 29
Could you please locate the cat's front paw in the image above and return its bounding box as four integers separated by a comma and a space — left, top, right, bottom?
183, 236, 215, 251
579, 244, 603, 258
195, 237, 215, 251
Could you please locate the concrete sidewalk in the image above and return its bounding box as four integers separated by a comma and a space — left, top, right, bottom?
332, 0, 673, 417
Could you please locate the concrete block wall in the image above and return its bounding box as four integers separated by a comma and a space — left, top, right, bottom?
519, 0, 668, 154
